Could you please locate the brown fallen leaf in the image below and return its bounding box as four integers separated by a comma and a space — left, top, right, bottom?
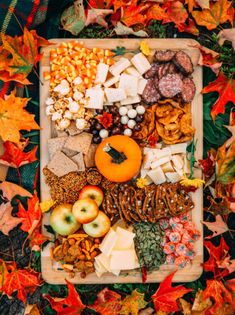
85, 8, 113, 28
218, 28, 235, 50
202, 214, 229, 239
0, 202, 23, 235
114, 22, 148, 37
0, 181, 32, 201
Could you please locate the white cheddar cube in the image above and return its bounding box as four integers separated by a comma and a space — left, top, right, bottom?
153, 147, 172, 159
125, 66, 142, 77
105, 88, 126, 103
165, 172, 182, 183
131, 53, 151, 75
137, 78, 148, 95
147, 167, 166, 185
120, 95, 141, 105
109, 58, 131, 76
110, 250, 136, 270
104, 75, 120, 88
95, 63, 109, 84
161, 161, 174, 173
151, 156, 170, 169
119, 73, 138, 96
85, 87, 104, 109
172, 155, 184, 170
114, 227, 135, 250
170, 142, 187, 154
99, 228, 118, 257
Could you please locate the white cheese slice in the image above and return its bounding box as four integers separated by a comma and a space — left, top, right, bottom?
95, 253, 111, 272
151, 156, 170, 169
95, 63, 109, 84
183, 155, 190, 173
110, 250, 136, 270
111, 269, 121, 276
114, 227, 135, 250
175, 167, 184, 177
94, 260, 106, 273
165, 172, 182, 183
109, 58, 131, 76
153, 147, 172, 159
125, 66, 142, 77
161, 161, 174, 173
103, 101, 113, 106
170, 142, 187, 154
105, 88, 126, 103
104, 75, 120, 88
131, 53, 151, 75
137, 78, 148, 95
119, 73, 138, 96
147, 167, 166, 185
99, 228, 118, 257
85, 87, 104, 109
172, 155, 184, 170
143, 150, 154, 169
120, 95, 141, 105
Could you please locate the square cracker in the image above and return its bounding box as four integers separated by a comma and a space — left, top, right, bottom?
48, 136, 68, 160
64, 132, 92, 155
71, 153, 85, 171
67, 122, 83, 136
84, 144, 97, 168
47, 151, 78, 177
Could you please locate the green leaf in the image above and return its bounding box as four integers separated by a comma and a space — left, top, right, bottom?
44, 224, 56, 236
187, 138, 197, 179
111, 46, 127, 56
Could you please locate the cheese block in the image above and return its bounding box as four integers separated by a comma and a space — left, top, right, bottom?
125, 66, 142, 77
95, 63, 109, 84
172, 155, 184, 169
161, 161, 174, 173
147, 167, 166, 185
110, 250, 136, 270
183, 155, 190, 173
105, 87, 126, 103
99, 228, 118, 257
109, 57, 131, 76
85, 87, 104, 109
165, 172, 182, 183
104, 75, 120, 88
143, 150, 154, 169
119, 73, 138, 96
150, 156, 170, 169
114, 227, 135, 250
120, 95, 141, 105
95, 253, 111, 272
131, 53, 151, 75
154, 147, 171, 159
137, 78, 148, 95
170, 142, 187, 154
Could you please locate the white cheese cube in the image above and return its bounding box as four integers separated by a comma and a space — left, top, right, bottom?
114, 227, 135, 250
172, 155, 184, 170
153, 147, 172, 159
110, 250, 136, 270
125, 66, 142, 77
131, 53, 151, 75
104, 75, 120, 88
95, 63, 109, 84
165, 172, 182, 183
85, 87, 104, 109
120, 95, 141, 105
105, 88, 126, 103
151, 156, 170, 169
143, 151, 154, 169
119, 73, 138, 96
170, 142, 187, 154
161, 161, 174, 173
138, 78, 148, 95
99, 228, 118, 257
147, 167, 166, 185
109, 58, 131, 76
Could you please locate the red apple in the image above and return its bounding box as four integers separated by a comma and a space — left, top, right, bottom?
83, 211, 111, 238
79, 185, 104, 206
72, 198, 99, 224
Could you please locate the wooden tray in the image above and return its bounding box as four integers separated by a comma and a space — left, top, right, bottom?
40, 39, 203, 284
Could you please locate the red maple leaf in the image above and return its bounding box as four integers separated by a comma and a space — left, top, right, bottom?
151, 271, 192, 313
97, 112, 113, 129
202, 72, 235, 120
17, 192, 41, 235
1, 264, 40, 303
0, 141, 37, 168
30, 224, 49, 251
89, 287, 122, 315
44, 280, 85, 315
199, 150, 216, 180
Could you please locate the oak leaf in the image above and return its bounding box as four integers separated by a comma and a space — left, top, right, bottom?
152, 271, 192, 313
1, 264, 40, 303
0, 181, 32, 201
202, 72, 235, 120
0, 141, 38, 168
0, 90, 40, 144
119, 290, 147, 315
203, 214, 229, 239
192, 0, 233, 30
44, 279, 85, 315
218, 28, 235, 49
0, 202, 23, 235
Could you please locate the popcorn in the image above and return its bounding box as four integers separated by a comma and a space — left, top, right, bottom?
64, 110, 73, 120
73, 90, 83, 101
45, 97, 55, 106
45, 105, 55, 116
76, 118, 86, 130
73, 76, 82, 85
54, 80, 70, 96
57, 118, 70, 130
52, 111, 62, 121
69, 101, 80, 113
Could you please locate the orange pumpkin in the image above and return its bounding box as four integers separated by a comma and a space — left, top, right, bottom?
95, 135, 142, 182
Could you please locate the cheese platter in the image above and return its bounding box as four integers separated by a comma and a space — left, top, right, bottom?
40, 39, 203, 284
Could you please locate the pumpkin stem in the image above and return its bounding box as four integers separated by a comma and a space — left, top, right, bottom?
103, 143, 127, 164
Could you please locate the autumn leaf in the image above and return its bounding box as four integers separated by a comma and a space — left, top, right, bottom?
17, 192, 41, 235
163, 1, 188, 26
224, 110, 235, 148
185, 0, 209, 12
44, 279, 85, 315
193, 43, 222, 74
177, 18, 199, 36
24, 304, 41, 315
0, 181, 32, 201
30, 225, 49, 251
152, 271, 192, 313
0, 259, 9, 289
85, 8, 114, 28
216, 141, 235, 184
89, 287, 122, 315
202, 72, 235, 120
203, 214, 229, 239
0, 141, 38, 168
0, 202, 23, 235
0, 90, 40, 145
1, 264, 40, 303
145, 4, 167, 24
121, 3, 149, 27
192, 0, 233, 30
119, 290, 147, 315
218, 28, 235, 49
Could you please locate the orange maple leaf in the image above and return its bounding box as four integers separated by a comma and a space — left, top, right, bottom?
202, 72, 235, 120
0, 90, 40, 145
177, 18, 199, 36
192, 0, 233, 30
121, 2, 150, 27
146, 4, 167, 24
163, 1, 188, 26
152, 271, 192, 313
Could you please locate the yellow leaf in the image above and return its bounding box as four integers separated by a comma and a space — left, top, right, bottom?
120, 290, 147, 315
140, 41, 151, 56
39, 199, 55, 213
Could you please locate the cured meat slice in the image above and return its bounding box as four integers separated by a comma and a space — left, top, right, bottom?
181, 77, 196, 103
157, 62, 177, 79
173, 51, 193, 75
144, 63, 159, 79
154, 50, 176, 62
158, 73, 183, 98
142, 79, 160, 104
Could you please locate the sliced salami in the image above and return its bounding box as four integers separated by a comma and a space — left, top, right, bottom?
142, 79, 160, 104
181, 77, 196, 103
144, 63, 159, 79
158, 73, 183, 98
173, 51, 193, 75
154, 50, 176, 62
157, 62, 177, 79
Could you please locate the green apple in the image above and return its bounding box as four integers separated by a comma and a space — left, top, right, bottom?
83, 211, 111, 238
50, 204, 80, 236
